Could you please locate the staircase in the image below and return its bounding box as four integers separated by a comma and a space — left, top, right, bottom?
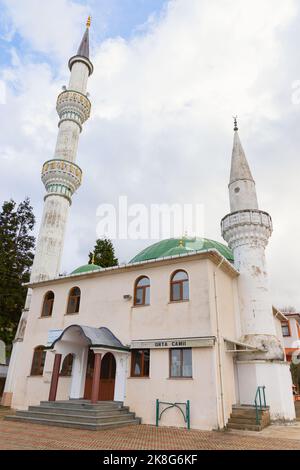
5, 400, 141, 431
227, 405, 270, 432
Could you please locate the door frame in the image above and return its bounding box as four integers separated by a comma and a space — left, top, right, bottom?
91, 348, 130, 403
99, 352, 116, 401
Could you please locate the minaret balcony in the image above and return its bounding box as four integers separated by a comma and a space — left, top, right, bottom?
221, 209, 273, 249
41, 159, 82, 200
57, 90, 91, 129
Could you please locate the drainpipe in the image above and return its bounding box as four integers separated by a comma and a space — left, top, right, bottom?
213, 259, 226, 429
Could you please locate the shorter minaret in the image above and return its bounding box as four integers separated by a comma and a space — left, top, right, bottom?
221, 119, 295, 421
222, 118, 280, 354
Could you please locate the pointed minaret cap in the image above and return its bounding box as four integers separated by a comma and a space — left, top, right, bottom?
77, 17, 91, 58
230, 117, 254, 185
228, 117, 259, 212
69, 17, 94, 76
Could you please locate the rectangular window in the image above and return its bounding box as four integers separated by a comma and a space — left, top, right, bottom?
281, 321, 291, 337
170, 348, 192, 378
131, 349, 150, 377
172, 283, 181, 301
135, 288, 144, 305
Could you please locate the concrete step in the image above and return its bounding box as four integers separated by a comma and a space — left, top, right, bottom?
227, 422, 262, 432
230, 411, 264, 418
228, 405, 270, 431
228, 417, 261, 426
5, 415, 141, 431
16, 410, 136, 424
40, 401, 124, 411
28, 405, 130, 416
232, 406, 268, 414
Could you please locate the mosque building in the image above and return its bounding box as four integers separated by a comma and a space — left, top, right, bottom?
2, 20, 296, 431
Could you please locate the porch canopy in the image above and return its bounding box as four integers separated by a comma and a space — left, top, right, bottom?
46, 325, 129, 404
48, 324, 129, 352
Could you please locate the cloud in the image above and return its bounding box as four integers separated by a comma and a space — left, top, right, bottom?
1, 0, 89, 62
0, 0, 299, 309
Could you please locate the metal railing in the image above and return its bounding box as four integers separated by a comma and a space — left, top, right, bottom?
156, 399, 190, 430
254, 386, 267, 425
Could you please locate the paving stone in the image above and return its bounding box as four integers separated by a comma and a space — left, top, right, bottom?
0, 420, 300, 450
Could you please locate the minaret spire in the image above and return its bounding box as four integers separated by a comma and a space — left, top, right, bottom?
228, 119, 258, 212
233, 115, 238, 131
77, 17, 91, 59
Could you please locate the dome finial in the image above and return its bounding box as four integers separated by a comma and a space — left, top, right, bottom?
91, 252, 95, 264
233, 115, 239, 132
86, 16, 91, 28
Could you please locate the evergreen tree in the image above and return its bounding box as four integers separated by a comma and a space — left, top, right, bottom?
88, 238, 118, 268
0, 198, 35, 348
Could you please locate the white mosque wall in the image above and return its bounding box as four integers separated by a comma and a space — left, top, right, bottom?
236, 360, 296, 421
8, 256, 240, 430
125, 348, 219, 430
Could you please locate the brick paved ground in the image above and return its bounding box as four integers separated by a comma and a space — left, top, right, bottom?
0, 418, 300, 450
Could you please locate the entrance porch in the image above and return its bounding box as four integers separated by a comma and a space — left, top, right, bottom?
4, 326, 141, 430
46, 325, 130, 404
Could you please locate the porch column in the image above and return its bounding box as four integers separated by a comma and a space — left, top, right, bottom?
48, 354, 62, 402
91, 353, 102, 404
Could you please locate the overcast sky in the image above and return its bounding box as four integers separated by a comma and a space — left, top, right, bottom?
0, 0, 299, 309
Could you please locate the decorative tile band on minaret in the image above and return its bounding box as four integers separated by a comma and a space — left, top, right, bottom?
30, 19, 94, 284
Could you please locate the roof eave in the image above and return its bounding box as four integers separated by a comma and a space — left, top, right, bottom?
24, 249, 239, 289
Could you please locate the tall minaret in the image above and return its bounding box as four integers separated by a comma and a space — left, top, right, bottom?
1, 19, 94, 408
221, 119, 295, 421
30, 17, 93, 283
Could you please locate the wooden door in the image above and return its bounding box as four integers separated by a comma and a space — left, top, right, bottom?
99, 353, 116, 401
84, 350, 95, 399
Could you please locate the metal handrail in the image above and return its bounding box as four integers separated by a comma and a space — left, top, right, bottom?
156, 399, 190, 430
254, 386, 267, 424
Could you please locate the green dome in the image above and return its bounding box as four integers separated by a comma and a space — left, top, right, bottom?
130, 237, 234, 264
71, 264, 101, 275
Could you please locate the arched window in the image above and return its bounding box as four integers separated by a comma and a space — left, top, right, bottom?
60, 354, 74, 377
66, 287, 81, 314
41, 291, 54, 317
170, 270, 189, 302
30, 346, 46, 376
134, 276, 150, 306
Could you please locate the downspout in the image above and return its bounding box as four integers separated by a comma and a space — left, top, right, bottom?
213, 259, 226, 429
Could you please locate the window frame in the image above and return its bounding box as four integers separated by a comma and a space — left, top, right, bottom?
60, 353, 74, 377
170, 270, 189, 302
169, 348, 193, 379
30, 346, 46, 376
66, 287, 81, 315
134, 276, 150, 307
41, 291, 55, 318
281, 320, 291, 337
130, 349, 150, 378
